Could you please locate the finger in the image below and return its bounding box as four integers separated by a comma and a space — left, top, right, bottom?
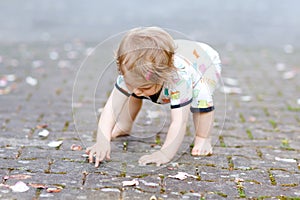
95, 160, 99, 167
138, 161, 146, 166
156, 162, 161, 167
106, 151, 110, 160
138, 155, 149, 164
95, 153, 102, 167
150, 158, 161, 166
154, 157, 166, 166
86, 149, 91, 155
140, 155, 157, 166
155, 158, 162, 167
88, 151, 94, 163
138, 156, 148, 165
138, 155, 145, 163
99, 151, 106, 161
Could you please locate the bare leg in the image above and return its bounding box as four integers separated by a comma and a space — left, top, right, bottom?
111, 96, 142, 139
192, 111, 214, 156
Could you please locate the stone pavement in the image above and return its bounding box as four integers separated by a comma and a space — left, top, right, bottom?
0, 41, 299, 200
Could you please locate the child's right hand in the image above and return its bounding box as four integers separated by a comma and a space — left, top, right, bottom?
86, 140, 111, 167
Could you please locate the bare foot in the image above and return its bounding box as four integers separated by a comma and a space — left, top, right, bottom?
191, 136, 213, 156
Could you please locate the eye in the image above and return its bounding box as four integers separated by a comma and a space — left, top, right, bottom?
140, 86, 152, 90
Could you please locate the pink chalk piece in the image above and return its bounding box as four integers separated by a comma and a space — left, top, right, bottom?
145, 71, 152, 80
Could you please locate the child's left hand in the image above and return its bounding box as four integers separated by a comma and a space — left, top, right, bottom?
138, 150, 171, 166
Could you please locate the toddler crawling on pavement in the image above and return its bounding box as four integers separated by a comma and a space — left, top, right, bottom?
86, 27, 221, 167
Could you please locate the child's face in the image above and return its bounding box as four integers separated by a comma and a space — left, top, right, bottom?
123, 74, 162, 96
122, 66, 163, 96
126, 82, 162, 97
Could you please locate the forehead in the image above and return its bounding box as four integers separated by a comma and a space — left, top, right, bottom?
123, 73, 152, 88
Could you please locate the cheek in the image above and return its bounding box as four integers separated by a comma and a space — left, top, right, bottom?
125, 84, 133, 93
143, 88, 156, 96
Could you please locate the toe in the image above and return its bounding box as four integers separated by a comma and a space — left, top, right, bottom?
191, 148, 197, 156
191, 148, 199, 156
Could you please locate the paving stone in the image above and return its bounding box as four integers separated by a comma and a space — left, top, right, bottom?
122, 189, 161, 200
196, 180, 238, 198
28, 172, 83, 188
84, 173, 121, 189
40, 188, 121, 200
243, 184, 300, 198
271, 169, 299, 186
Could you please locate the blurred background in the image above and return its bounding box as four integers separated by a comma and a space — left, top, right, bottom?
0, 0, 299, 47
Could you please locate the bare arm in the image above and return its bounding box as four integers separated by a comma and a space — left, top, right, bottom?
86, 87, 129, 167
139, 104, 190, 166
97, 87, 129, 141
161, 104, 190, 158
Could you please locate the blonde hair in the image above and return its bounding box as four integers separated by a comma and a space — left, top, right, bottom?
116, 27, 176, 87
